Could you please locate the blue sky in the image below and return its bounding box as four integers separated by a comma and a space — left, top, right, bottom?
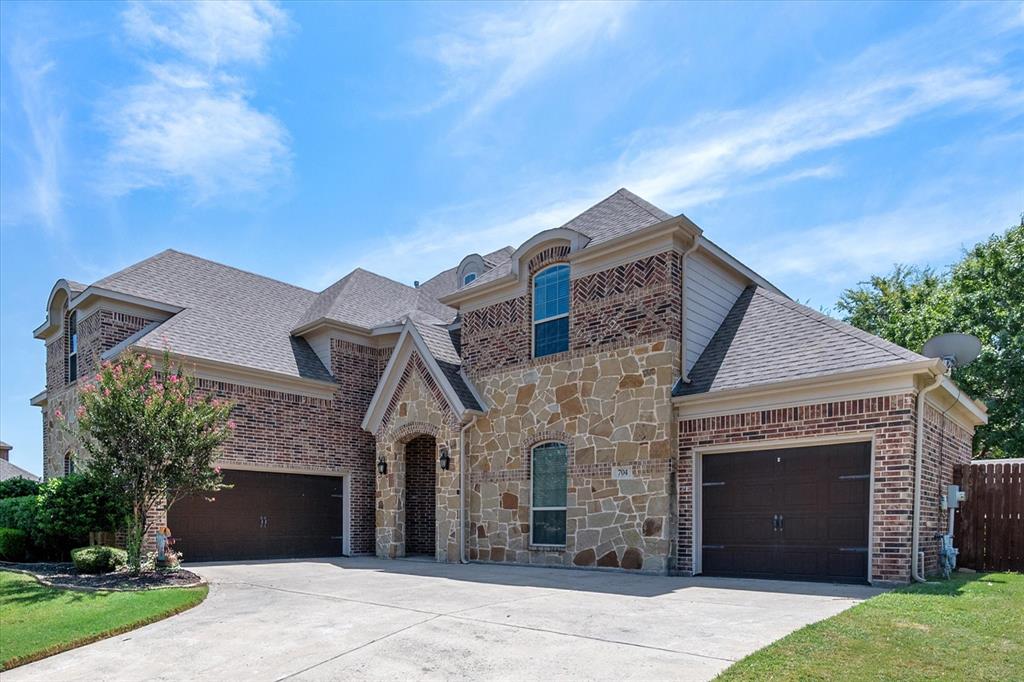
1, 1, 1022, 476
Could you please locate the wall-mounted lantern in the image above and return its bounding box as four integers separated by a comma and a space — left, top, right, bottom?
438, 446, 451, 471
377, 455, 387, 476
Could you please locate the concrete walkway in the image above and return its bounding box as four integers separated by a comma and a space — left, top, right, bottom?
7, 558, 882, 681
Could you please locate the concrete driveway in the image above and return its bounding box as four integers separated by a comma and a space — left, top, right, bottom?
8, 558, 882, 681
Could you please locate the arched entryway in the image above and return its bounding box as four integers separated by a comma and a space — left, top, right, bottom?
404, 434, 437, 556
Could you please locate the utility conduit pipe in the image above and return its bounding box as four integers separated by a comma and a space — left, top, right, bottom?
912, 367, 944, 582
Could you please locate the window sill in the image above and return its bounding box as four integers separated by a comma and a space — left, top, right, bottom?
529, 544, 567, 551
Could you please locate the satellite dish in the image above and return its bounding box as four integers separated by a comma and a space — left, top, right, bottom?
922, 333, 981, 370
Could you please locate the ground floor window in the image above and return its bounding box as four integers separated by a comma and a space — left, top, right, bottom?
531, 442, 567, 545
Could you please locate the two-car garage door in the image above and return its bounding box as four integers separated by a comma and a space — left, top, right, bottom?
168, 469, 345, 562
701, 442, 871, 583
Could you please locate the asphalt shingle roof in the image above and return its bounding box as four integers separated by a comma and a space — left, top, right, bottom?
674, 286, 926, 396
0, 459, 40, 482
93, 250, 333, 382
464, 188, 672, 290
411, 319, 482, 412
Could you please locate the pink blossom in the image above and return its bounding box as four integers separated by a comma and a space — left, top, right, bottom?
168, 374, 180, 384
54, 408, 63, 419
214, 466, 221, 474
95, 373, 102, 381
227, 420, 237, 431
76, 406, 86, 419
143, 362, 153, 370
103, 388, 111, 397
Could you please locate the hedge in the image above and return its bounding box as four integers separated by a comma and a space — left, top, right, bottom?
0, 478, 39, 500
0, 528, 29, 561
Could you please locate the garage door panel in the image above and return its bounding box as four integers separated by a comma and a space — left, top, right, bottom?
701, 442, 870, 583
169, 470, 344, 562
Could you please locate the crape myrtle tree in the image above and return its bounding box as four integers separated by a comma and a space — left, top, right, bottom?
837, 218, 1023, 458
63, 351, 235, 573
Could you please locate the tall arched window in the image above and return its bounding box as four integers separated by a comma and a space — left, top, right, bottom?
532, 264, 569, 357
66, 311, 78, 383
531, 442, 568, 545
63, 451, 75, 477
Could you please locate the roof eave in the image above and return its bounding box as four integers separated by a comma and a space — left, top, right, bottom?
672, 358, 945, 405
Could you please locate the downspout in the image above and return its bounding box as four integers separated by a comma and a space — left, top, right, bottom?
459, 415, 478, 564
679, 235, 702, 383
911, 366, 944, 582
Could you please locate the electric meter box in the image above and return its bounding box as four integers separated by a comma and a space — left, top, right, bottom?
946, 484, 965, 509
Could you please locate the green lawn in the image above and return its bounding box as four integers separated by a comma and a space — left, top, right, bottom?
717, 572, 1023, 681
0, 570, 208, 670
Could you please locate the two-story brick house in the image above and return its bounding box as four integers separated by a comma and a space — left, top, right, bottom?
32, 189, 986, 585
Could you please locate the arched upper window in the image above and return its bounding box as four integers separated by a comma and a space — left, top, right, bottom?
532, 264, 569, 357
531, 442, 567, 546
463, 272, 477, 285
63, 451, 75, 477
66, 311, 78, 384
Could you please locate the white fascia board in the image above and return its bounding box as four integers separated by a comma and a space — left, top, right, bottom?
30, 390, 48, 407
406, 323, 469, 416
361, 326, 414, 432
934, 374, 989, 426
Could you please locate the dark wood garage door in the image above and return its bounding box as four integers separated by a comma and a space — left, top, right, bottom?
701, 442, 870, 583
168, 469, 344, 562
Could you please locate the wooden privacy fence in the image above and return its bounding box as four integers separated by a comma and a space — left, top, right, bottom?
954, 460, 1023, 573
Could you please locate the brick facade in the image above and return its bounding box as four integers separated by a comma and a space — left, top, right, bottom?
404, 434, 438, 555
920, 402, 974, 575
462, 248, 683, 377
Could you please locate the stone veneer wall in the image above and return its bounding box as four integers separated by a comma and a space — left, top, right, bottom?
677, 393, 922, 584
374, 354, 461, 561
919, 403, 974, 576
467, 340, 679, 573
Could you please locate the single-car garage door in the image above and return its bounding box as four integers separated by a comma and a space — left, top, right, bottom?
168, 469, 344, 562
701, 442, 870, 583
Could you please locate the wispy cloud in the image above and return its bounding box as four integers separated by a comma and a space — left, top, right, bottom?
312, 3, 1022, 290
418, 1, 632, 123
1, 36, 65, 232
100, 1, 291, 200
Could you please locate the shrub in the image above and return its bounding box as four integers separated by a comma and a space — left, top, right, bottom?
0, 496, 39, 536
0, 528, 29, 561
71, 545, 127, 574
34, 474, 124, 558
0, 478, 39, 500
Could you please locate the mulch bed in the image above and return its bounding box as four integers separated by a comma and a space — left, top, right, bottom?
0, 562, 204, 591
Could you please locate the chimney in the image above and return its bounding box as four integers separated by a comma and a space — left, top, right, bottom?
414, 281, 420, 288
0, 442, 10, 462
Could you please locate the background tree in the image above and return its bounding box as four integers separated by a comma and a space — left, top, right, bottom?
65, 351, 235, 572
837, 219, 1023, 458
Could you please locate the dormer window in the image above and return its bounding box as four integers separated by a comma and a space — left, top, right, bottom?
533, 264, 570, 357
463, 272, 477, 286
66, 311, 78, 383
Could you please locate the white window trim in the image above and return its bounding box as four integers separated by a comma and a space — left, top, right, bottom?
531, 263, 570, 359
530, 441, 568, 547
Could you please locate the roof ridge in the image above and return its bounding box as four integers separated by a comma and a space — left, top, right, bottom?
753, 287, 922, 361
615, 188, 673, 221
162, 249, 316, 294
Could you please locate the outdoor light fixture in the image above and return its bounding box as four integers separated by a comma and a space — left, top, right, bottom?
377, 456, 387, 476
438, 446, 451, 470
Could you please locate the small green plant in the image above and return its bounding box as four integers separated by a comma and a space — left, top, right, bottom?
0, 478, 39, 500
71, 545, 128, 574
0, 528, 29, 561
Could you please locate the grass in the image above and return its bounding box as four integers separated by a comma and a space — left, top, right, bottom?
717, 572, 1023, 681
0, 570, 208, 670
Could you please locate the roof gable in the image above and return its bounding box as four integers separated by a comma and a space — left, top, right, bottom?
362, 321, 483, 433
